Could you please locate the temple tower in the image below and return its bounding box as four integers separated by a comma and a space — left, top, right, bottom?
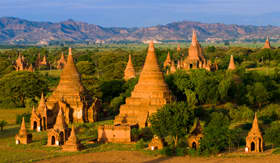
183, 30, 206, 70
187, 120, 203, 150
31, 93, 48, 131
263, 36, 271, 49
124, 54, 136, 81
62, 126, 82, 151
114, 41, 173, 128
15, 117, 32, 144
228, 55, 236, 70
57, 52, 67, 69
163, 52, 172, 68
246, 113, 263, 152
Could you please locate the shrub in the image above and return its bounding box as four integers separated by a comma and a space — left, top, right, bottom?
16, 113, 31, 124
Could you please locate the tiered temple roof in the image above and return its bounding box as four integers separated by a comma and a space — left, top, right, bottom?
124, 54, 136, 81
246, 113, 263, 152
228, 55, 236, 70
114, 41, 173, 128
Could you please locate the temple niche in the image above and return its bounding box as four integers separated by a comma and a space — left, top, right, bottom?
187, 120, 203, 150
15, 117, 32, 145
124, 54, 136, 81
114, 41, 173, 128
57, 52, 67, 69
45, 48, 99, 127
182, 30, 217, 71
263, 36, 272, 49
246, 114, 263, 152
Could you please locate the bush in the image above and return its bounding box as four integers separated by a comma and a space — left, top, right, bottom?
139, 127, 153, 141
16, 113, 31, 124
41, 138, 47, 145
135, 139, 147, 149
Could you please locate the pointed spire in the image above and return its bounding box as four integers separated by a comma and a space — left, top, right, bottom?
263, 36, 271, 49
53, 108, 67, 131
124, 54, 136, 81
164, 52, 172, 68
192, 29, 198, 46
37, 92, 47, 113
252, 113, 260, 131
19, 117, 27, 136
170, 61, 176, 73
68, 125, 78, 144
69, 47, 72, 56
228, 55, 236, 70
177, 44, 181, 52
61, 52, 65, 60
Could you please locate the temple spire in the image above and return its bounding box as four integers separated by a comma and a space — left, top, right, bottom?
263, 36, 271, 49
53, 108, 67, 131
163, 52, 172, 68
124, 54, 136, 81
19, 117, 27, 136
252, 113, 260, 131
228, 55, 236, 70
68, 125, 78, 144
192, 29, 198, 46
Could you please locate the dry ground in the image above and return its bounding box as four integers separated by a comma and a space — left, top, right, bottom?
39, 150, 280, 163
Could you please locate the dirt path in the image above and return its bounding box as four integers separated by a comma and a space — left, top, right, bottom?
38, 151, 280, 163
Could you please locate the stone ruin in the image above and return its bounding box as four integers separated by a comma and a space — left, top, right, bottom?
228, 55, 236, 70
263, 36, 272, 49
62, 126, 82, 151
15, 117, 32, 144
246, 113, 263, 152
57, 52, 67, 69
187, 120, 203, 150
182, 30, 217, 71
124, 54, 136, 81
47, 108, 70, 146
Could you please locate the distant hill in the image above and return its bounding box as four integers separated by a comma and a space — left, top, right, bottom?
1, 17, 280, 44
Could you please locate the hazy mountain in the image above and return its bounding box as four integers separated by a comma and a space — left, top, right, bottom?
1, 17, 280, 44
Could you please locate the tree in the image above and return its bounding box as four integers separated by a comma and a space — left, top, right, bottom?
0, 71, 49, 107
0, 120, 8, 131
185, 89, 197, 106
76, 61, 95, 75
199, 112, 231, 155
246, 82, 270, 108
149, 102, 195, 148
264, 122, 280, 148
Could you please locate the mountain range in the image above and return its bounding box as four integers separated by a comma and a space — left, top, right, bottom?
0, 17, 280, 45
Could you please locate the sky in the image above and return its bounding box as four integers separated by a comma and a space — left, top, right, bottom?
0, 0, 280, 27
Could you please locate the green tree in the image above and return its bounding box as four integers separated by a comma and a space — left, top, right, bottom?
149, 102, 195, 148
0, 71, 49, 107
0, 120, 8, 131
246, 82, 270, 108
185, 89, 197, 106
76, 61, 95, 75
264, 122, 280, 148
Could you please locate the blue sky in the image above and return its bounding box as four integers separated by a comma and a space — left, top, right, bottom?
1, 0, 280, 27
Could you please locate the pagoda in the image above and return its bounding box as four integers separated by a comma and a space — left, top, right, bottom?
57, 52, 67, 69
228, 55, 236, 70
15, 117, 32, 144
62, 126, 82, 151
15, 53, 28, 71
30, 93, 48, 131
46, 48, 95, 125
263, 36, 272, 49
163, 52, 172, 68
183, 30, 206, 70
114, 41, 173, 128
124, 54, 136, 81
246, 113, 263, 152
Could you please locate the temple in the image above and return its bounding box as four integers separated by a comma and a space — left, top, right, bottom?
187, 120, 203, 150
124, 54, 136, 81
47, 108, 70, 146
114, 41, 173, 128
57, 52, 67, 69
228, 55, 236, 70
246, 113, 263, 152
30, 93, 48, 131
170, 61, 176, 73
182, 30, 217, 71
15, 117, 32, 144
15, 53, 28, 71
46, 48, 96, 125
62, 126, 82, 151
163, 52, 172, 68
263, 36, 272, 49
36, 53, 49, 69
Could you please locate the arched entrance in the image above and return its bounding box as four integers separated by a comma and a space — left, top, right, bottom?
190, 64, 193, 69
33, 121, 37, 131
43, 117, 46, 130
251, 142, 255, 152
192, 142, 197, 150
59, 132, 64, 145
51, 136, 55, 145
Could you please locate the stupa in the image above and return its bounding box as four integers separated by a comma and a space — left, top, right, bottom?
163, 52, 172, 68
15, 117, 32, 144
246, 113, 263, 152
228, 55, 236, 70
183, 30, 206, 70
114, 41, 173, 128
187, 120, 203, 150
263, 36, 271, 49
62, 126, 82, 151
47, 108, 70, 146
57, 52, 67, 69
30, 93, 48, 131
46, 48, 96, 125
124, 54, 136, 81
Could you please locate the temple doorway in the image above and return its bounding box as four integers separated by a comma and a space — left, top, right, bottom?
51, 136, 55, 145
59, 132, 64, 145
251, 142, 255, 151
192, 142, 197, 150
43, 117, 46, 130
33, 121, 37, 131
